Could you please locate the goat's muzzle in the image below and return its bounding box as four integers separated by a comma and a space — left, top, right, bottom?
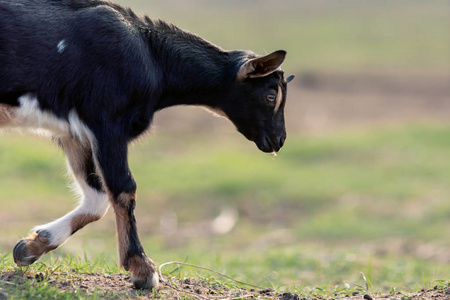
255, 134, 286, 153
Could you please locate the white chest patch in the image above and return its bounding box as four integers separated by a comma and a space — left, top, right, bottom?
57, 39, 67, 54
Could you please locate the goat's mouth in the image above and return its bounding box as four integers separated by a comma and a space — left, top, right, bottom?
238, 128, 285, 153
255, 135, 285, 153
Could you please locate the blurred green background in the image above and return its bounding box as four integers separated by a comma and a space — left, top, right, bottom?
1, 0, 449, 293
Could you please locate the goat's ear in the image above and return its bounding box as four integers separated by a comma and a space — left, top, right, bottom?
237, 50, 287, 81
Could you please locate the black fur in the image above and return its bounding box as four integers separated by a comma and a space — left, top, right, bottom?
124, 199, 145, 269
84, 153, 104, 192
0, 91, 21, 107
1, 0, 291, 288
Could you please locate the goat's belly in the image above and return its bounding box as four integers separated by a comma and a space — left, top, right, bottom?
5, 93, 71, 137
2, 94, 92, 145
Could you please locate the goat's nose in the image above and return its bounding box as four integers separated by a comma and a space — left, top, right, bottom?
279, 136, 286, 148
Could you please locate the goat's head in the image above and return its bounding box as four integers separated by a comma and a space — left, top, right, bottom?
220, 50, 294, 153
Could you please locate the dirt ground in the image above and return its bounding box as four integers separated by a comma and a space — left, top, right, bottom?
1, 271, 449, 300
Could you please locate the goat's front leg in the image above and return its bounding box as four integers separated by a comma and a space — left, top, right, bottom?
13, 137, 109, 266
94, 134, 158, 290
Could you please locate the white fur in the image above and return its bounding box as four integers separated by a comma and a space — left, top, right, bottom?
10, 93, 107, 247
57, 39, 67, 54
11, 94, 94, 147
13, 94, 69, 137
33, 178, 110, 247
132, 272, 159, 290
68, 110, 96, 148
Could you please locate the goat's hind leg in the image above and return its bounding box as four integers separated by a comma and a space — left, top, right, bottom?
13, 138, 110, 266
0, 104, 14, 126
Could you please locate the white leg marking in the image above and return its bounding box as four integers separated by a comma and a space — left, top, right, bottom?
9, 95, 105, 248
33, 178, 109, 247
33, 137, 108, 248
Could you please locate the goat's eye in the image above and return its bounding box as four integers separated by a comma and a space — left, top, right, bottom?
266, 94, 276, 102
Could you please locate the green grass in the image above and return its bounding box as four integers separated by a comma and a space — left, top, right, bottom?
0, 253, 122, 299
0, 250, 449, 299
1, 2, 449, 298
1, 124, 450, 299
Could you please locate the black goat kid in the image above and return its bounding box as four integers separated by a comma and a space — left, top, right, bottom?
0, 0, 293, 289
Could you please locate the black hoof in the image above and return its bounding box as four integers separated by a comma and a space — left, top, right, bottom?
13, 239, 38, 266
131, 272, 159, 290
12, 230, 55, 267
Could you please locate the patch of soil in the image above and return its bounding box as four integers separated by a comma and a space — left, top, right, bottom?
1, 271, 449, 299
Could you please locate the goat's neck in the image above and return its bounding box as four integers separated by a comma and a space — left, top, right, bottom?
149, 27, 234, 110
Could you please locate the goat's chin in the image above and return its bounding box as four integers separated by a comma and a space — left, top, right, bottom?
239, 131, 280, 153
